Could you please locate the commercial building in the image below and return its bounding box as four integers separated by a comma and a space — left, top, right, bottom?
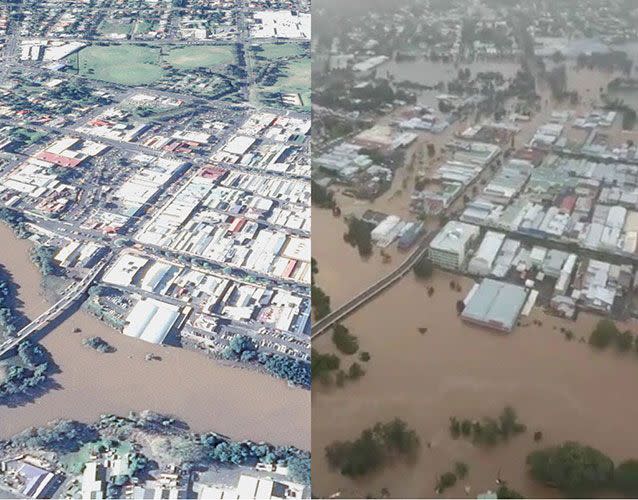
468, 231, 506, 276
429, 221, 480, 270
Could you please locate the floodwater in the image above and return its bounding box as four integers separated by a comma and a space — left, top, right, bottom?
378, 59, 521, 107
0, 224, 310, 449
313, 47, 638, 500
312, 246, 638, 498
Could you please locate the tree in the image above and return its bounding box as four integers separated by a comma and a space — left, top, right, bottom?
332, 324, 359, 355
615, 330, 634, 352
413, 256, 433, 279
498, 406, 526, 438
454, 461, 469, 479
348, 362, 365, 380
312, 349, 340, 381
526, 442, 614, 496
288, 455, 311, 485
461, 419, 472, 436
496, 485, 524, 498
437, 472, 457, 492
449, 417, 461, 439
344, 218, 373, 257
325, 419, 419, 477
589, 319, 619, 349
614, 460, 638, 497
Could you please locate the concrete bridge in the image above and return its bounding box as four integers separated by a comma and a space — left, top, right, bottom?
311, 236, 431, 339
0, 261, 106, 359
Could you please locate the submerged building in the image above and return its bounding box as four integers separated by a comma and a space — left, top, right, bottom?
461, 278, 528, 332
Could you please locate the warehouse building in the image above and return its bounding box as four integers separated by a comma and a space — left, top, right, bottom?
468, 231, 506, 276
461, 279, 528, 333
123, 297, 182, 344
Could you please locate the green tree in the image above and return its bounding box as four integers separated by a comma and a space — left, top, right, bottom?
589, 319, 619, 349
497, 485, 524, 498
526, 441, 614, 496
454, 461, 469, 479
614, 459, 638, 497
332, 324, 359, 355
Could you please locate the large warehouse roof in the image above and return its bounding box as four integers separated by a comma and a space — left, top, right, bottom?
461, 278, 528, 332
123, 298, 181, 344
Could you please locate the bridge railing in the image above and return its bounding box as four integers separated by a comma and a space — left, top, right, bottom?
311, 240, 430, 338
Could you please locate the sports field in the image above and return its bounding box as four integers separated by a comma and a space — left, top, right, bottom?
259, 42, 305, 60
165, 45, 235, 69
78, 45, 164, 85
262, 58, 310, 108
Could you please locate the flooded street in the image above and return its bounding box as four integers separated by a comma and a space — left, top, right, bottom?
0, 224, 310, 449
312, 58, 638, 491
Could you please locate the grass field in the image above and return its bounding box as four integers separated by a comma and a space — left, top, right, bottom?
134, 20, 157, 35
260, 58, 310, 108
78, 45, 164, 86
258, 42, 305, 60
165, 45, 235, 69
98, 20, 133, 36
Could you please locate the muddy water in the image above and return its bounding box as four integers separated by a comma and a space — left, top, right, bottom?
312, 63, 638, 495
378, 59, 520, 108
312, 270, 638, 498
0, 224, 48, 319
0, 225, 310, 449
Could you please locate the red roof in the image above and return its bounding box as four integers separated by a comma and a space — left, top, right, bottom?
36, 151, 82, 168
560, 195, 576, 213
200, 166, 227, 181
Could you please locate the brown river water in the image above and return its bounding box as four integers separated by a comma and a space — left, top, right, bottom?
312, 208, 638, 498
0, 224, 310, 449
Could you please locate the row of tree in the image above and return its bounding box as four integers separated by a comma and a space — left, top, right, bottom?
326, 418, 420, 477
5, 412, 311, 485
221, 334, 310, 389
528, 441, 638, 498
0, 341, 52, 402
589, 319, 637, 353
449, 406, 526, 447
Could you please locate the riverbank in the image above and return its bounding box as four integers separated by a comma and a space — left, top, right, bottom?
0, 224, 310, 449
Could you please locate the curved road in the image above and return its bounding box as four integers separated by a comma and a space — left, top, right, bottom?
311, 234, 432, 339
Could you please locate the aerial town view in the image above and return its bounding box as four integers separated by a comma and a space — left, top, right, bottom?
0, 0, 310, 498
312, 0, 638, 498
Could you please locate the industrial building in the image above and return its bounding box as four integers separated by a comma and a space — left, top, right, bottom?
461, 278, 528, 333
123, 297, 182, 344
468, 231, 506, 276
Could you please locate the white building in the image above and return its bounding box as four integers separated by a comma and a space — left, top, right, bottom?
468, 231, 506, 276
429, 221, 480, 270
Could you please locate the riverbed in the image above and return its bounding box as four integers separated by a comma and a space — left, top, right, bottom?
0, 224, 310, 449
